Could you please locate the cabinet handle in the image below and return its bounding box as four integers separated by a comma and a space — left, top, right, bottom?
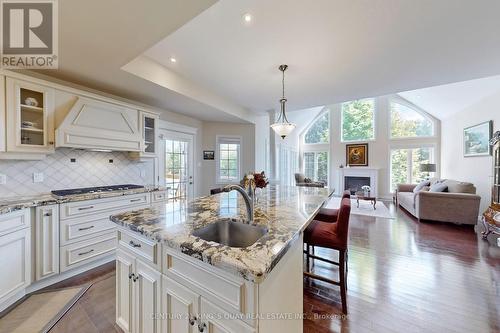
78, 249, 94, 256
43, 212, 52, 217
129, 240, 141, 248
78, 225, 94, 231
78, 206, 94, 211
198, 322, 206, 332
189, 315, 197, 326
130, 198, 142, 203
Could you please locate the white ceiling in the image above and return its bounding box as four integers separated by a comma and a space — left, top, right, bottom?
399, 75, 500, 120
143, 0, 500, 117
33, 0, 253, 123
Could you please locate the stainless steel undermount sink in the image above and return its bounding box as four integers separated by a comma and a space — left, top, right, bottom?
192, 220, 268, 248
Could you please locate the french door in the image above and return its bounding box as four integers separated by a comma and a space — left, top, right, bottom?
159, 131, 194, 201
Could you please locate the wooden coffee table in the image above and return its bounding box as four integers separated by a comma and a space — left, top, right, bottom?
355, 192, 377, 210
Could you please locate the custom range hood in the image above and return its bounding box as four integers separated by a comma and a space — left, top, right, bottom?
55, 97, 144, 152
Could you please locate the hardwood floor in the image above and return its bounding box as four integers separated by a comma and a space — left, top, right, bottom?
46, 203, 499, 333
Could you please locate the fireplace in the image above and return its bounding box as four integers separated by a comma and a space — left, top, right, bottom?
345, 176, 371, 195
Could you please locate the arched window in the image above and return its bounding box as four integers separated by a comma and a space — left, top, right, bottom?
390, 102, 434, 138
341, 99, 375, 142
304, 111, 329, 144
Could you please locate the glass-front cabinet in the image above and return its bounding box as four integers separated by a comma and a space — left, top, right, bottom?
6, 78, 55, 153
143, 113, 158, 156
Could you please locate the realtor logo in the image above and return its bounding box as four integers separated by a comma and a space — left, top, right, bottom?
1, 0, 58, 68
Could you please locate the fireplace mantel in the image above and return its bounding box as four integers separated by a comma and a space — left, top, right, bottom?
337, 168, 379, 197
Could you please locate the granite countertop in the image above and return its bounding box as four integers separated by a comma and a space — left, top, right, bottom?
110, 185, 333, 283
0, 186, 164, 215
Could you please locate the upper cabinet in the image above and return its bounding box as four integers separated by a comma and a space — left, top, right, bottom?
130, 111, 159, 159
5, 78, 55, 154
55, 97, 143, 152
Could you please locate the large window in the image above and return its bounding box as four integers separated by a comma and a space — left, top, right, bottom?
390, 102, 434, 138
304, 112, 329, 144
342, 99, 375, 142
278, 144, 299, 186
390, 147, 434, 191
217, 136, 241, 183
304, 152, 328, 184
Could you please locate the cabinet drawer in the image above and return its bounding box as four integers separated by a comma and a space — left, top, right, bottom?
60, 232, 116, 272
60, 193, 150, 220
60, 216, 116, 246
164, 249, 256, 318
118, 229, 159, 267
0, 209, 30, 237
151, 191, 167, 203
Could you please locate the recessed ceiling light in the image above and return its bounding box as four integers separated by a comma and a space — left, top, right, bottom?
243, 13, 252, 23
170, 57, 177, 63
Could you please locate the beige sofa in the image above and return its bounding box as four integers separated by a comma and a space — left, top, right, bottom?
397, 179, 481, 225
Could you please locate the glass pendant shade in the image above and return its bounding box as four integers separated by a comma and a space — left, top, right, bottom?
271, 65, 295, 139
271, 122, 296, 139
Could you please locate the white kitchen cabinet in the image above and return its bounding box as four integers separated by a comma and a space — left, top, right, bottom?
134, 259, 162, 333
116, 248, 161, 333
0, 75, 5, 152
0, 210, 31, 307
5, 77, 55, 154
129, 111, 160, 160
35, 205, 59, 280
116, 249, 135, 333
200, 298, 255, 333
161, 276, 199, 333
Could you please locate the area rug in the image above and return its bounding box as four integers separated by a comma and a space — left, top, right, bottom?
323, 197, 395, 219
0, 284, 90, 333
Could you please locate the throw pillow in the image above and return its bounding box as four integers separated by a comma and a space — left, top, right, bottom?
413, 180, 431, 193
429, 182, 448, 192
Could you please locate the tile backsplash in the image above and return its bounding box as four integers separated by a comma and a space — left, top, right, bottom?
0, 148, 153, 197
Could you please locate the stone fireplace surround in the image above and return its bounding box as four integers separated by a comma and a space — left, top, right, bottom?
337, 168, 379, 197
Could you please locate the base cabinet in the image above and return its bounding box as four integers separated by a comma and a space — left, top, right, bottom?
35, 205, 59, 280
116, 249, 161, 333
0, 222, 31, 306
161, 276, 199, 333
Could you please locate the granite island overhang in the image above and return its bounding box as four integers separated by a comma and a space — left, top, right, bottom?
110, 185, 333, 283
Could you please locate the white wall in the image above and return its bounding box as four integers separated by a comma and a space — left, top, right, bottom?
441, 91, 500, 213
200, 122, 255, 195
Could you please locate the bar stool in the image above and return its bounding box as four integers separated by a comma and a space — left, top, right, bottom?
304, 197, 351, 314
314, 190, 351, 223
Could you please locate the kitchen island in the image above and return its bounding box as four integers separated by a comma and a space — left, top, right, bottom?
110, 185, 332, 333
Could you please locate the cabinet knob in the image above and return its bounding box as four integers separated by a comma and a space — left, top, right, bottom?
43, 212, 52, 217
189, 315, 197, 326
132, 275, 139, 282
128, 273, 134, 280
48, 141, 54, 145
198, 322, 206, 332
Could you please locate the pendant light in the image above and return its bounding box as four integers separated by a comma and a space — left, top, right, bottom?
271, 64, 296, 139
